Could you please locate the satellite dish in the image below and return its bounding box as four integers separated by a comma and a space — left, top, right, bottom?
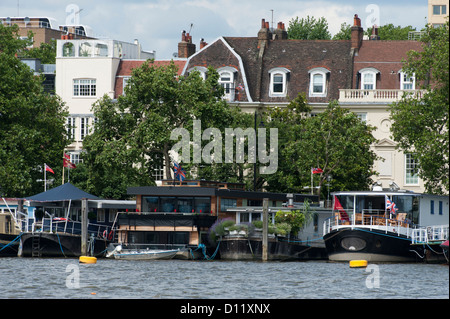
173, 52, 178, 58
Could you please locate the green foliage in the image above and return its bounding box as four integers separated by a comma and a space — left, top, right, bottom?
390, 21, 449, 194
275, 210, 306, 235
287, 16, 331, 40
0, 24, 68, 197
366, 24, 417, 40
332, 23, 352, 40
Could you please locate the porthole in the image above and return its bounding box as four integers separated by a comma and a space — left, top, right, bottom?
341, 237, 366, 251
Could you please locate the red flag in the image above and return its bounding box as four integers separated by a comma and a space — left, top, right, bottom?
63, 153, 76, 169
334, 196, 349, 221
45, 163, 54, 174
312, 167, 323, 174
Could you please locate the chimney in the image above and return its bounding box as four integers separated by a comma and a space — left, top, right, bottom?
370, 25, 380, 40
258, 18, 272, 49
351, 14, 363, 54
178, 30, 196, 58
274, 21, 288, 40
200, 38, 208, 49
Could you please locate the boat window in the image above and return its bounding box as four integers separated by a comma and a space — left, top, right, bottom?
143, 196, 159, 212
356, 196, 385, 214
160, 197, 176, 212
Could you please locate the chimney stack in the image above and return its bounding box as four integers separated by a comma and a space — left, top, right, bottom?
274, 21, 288, 40
178, 30, 196, 58
370, 25, 380, 40
351, 14, 363, 54
200, 38, 208, 49
258, 18, 272, 48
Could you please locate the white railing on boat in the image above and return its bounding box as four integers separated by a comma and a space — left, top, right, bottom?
20, 217, 115, 239
411, 225, 449, 244
323, 210, 413, 238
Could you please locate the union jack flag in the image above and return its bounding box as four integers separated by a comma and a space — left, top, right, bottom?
173, 162, 186, 181
385, 195, 398, 215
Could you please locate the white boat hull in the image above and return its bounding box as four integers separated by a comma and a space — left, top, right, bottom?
113, 249, 179, 260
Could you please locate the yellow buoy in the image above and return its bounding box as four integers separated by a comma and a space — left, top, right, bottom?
79, 256, 97, 264
349, 260, 368, 268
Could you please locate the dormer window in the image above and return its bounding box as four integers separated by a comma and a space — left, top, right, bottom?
400, 72, 415, 90
359, 67, 380, 90
218, 66, 238, 101
187, 66, 208, 80
308, 67, 330, 97
269, 67, 290, 97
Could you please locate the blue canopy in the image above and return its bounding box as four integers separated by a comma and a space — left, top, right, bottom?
26, 183, 99, 202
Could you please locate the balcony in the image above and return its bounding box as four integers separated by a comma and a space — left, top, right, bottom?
339, 89, 426, 103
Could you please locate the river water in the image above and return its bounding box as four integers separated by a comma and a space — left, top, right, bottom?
0, 258, 447, 300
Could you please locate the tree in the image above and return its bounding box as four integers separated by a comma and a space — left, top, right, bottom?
264, 96, 378, 197
332, 22, 351, 40
0, 24, 68, 197
79, 60, 250, 198
287, 16, 331, 40
366, 24, 417, 40
390, 21, 449, 194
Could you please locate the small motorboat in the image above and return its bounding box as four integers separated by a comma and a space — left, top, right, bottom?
106, 244, 179, 260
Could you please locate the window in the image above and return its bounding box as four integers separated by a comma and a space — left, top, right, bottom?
62, 42, 75, 57
219, 71, 233, 98
405, 153, 419, 185
356, 112, 367, 123
122, 77, 131, 95
73, 79, 96, 97
400, 72, 415, 90
69, 152, 82, 165
439, 201, 443, 215
430, 200, 434, 215
220, 198, 237, 211
359, 68, 379, 90
67, 117, 75, 140
187, 66, 207, 80
363, 72, 375, 90
433, 5, 446, 15
268, 67, 290, 97
80, 117, 90, 140
218, 67, 237, 101
308, 68, 330, 96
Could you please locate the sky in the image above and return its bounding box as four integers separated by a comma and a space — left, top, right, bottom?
1, 0, 429, 59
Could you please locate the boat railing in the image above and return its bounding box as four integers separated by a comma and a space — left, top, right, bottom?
23, 217, 115, 240
411, 225, 449, 244
323, 210, 413, 237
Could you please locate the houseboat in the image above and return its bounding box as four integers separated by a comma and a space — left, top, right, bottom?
120, 180, 322, 260
323, 188, 448, 262
18, 183, 135, 257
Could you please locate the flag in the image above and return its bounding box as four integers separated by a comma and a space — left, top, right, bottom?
312, 167, 323, 174
63, 153, 76, 169
334, 195, 349, 221
173, 162, 186, 181
385, 195, 398, 215
237, 83, 244, 91
44, 163, 54, 174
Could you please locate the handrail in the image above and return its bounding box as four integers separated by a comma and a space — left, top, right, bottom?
411, 225, 449, 244
28, 218, 115, 239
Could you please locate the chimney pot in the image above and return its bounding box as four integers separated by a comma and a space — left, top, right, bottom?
261, 19, 266, 28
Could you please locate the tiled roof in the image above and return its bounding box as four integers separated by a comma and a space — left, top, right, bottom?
114, 59, 187, 97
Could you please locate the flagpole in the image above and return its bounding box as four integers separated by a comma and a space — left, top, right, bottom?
62, 150, 65, 185
310, 168, 313, 195
44, 163, 47, 192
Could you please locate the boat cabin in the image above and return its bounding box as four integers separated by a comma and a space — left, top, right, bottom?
119, 180, 318, 248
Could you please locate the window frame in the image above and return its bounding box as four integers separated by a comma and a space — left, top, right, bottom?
73, 78, 96, 97
399, 71, 415, 90
405, 153, 420, 185
268, 67, 290, 97
217, 66, 238, 101
359, 68, 380, 90
308, 67, 330, 97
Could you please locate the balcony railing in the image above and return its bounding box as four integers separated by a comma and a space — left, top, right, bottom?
339, 89, 426, 103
